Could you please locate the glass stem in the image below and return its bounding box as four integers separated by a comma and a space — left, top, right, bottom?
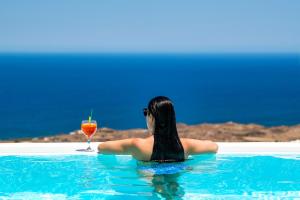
87, 139, 91, 149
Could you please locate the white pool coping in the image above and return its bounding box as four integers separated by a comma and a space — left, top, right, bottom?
0, 142, 300, 156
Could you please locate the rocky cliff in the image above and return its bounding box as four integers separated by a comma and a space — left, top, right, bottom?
5, 121, 300, 142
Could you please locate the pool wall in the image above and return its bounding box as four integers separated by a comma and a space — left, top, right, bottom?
0, 142, 300, 155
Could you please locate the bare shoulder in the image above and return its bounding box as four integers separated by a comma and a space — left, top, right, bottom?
130, 137, 154, 161
131, 137, 153, 152
131, 138, 147, 148
180, 138, 218, 155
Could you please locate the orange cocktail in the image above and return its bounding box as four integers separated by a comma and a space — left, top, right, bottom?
81, 122, 97, 138
81, 120, 97, 151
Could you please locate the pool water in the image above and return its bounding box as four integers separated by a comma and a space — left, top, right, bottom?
0, 154, 300, 199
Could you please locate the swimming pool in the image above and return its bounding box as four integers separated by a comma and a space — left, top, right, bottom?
0, 143, 300, 199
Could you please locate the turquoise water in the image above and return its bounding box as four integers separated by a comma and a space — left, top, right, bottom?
0, 154, 300, 199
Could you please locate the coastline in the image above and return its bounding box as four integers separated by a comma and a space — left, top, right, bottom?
1, 121, 300, 143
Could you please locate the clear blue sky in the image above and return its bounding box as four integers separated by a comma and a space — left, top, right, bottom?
0, 0, 299, 53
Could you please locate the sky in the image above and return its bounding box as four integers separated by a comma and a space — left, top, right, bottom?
0, 0, 300, 53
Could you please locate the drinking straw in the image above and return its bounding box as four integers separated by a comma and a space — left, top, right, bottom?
88, 109, 93, 123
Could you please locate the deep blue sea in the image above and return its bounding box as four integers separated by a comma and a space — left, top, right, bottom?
0, 53, 299, 140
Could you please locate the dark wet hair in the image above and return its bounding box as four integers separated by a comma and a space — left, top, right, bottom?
147, 96, 185, 162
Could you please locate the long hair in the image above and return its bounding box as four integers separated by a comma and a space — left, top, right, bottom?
147, 96, 185, 162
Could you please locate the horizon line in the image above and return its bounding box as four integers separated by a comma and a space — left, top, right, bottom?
0, 51, 299, 55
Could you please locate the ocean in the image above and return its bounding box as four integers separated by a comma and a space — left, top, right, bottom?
0, 53, 299, 140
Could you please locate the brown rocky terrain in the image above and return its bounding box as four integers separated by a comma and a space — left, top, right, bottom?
2, 121, 300, 143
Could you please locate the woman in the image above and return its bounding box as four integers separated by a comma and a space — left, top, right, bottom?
98, 96, 218, 162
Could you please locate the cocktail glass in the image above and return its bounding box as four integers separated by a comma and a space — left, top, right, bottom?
81, 120, 97, 152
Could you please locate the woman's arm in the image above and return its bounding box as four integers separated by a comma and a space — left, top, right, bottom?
183, 139, 218, 155
98, 138, 136, 155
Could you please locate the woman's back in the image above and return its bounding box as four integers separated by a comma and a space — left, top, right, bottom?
130, 136, 218, 161
98, 96, 218, 161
